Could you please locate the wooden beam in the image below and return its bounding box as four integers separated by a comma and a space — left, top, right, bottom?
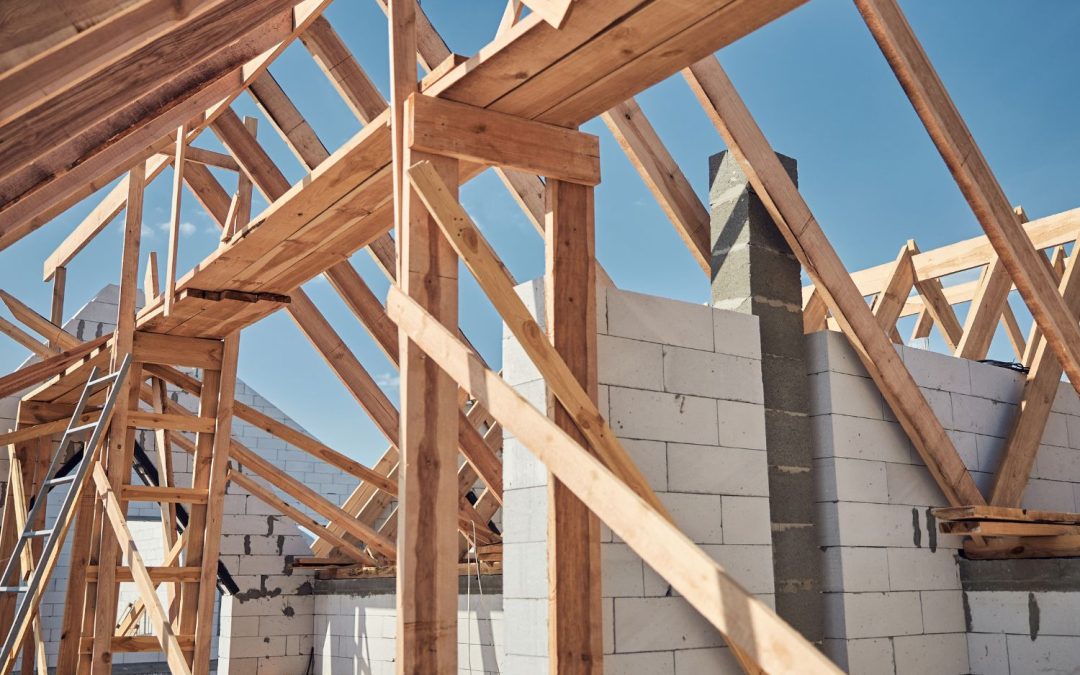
871, 243, 915, 334
544, 176, 604, 670
300, 16, 388, 124
602, 98, 710, 273
990, 242, 1080, 506
854, 0, 1080, 399
684, 56, 983, 507
954, 257, 1012, 360
385, 286, 841, 675
1000, 304, 1026, 362
164, 125, 188, 316
520, 0, 575, 29
0, 317, 55, 358
964, 535, 1080, 560
0, 290, 78, 350
406, 93, 601, 185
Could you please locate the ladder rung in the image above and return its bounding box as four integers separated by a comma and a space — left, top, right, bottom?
66, 422, 99, 435
87, 372, 120, 388
21, 529, 52, 539
45, 475, 77, 487
0, 586, 28, 593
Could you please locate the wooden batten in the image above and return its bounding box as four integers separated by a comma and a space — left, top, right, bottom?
133, 331, 224, 370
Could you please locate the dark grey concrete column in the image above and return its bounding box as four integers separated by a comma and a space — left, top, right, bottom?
709, 150, 824, 643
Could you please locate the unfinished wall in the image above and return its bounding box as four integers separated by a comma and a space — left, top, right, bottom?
809, 328, 1080, 675
502, 282, 772, 674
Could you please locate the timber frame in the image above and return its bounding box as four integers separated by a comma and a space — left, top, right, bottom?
0, 0, 1078, 672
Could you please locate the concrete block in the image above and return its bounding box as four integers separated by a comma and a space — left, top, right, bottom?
501, 485, 548, 545
821, 547, 889, 593
613, 597, 724, 652
620, 438, 668, 492
606, 288, 714, 351
504, 437, 549, 491
503, 598, 548, 657
816, 457, 887, 503
804, 330, 868, 378
662, 346, 763, 404
699, 544, 775, 595
885, 386, 954, 430
830, 502, 923, 548
921, 590, 966, 633
713, 309, 761, 360
1007, 634, 1080, 674
886, 462, 947, 507
808, 371, 883, 420
720, 496, 771, 545
1022, 478, 1075, 512
951, 394, 1016, 438
968, 361, 1024, 404
893, 633, 968, 675
967, 632, 1010, 675
598, 335, 664, 390
668, 444, 768, 496
846, 637, 895, 675
947, 429, 979, 471
1034, 445, 1080, 483
841, 591, 924, 639
975, 434, 1007, 473
887, 548, 959, 591
608, 387, 719, 445
673, 647, 742, 674
602, 543, 645, 597
716, 399, 767, 450
903, 347, 972, 394
606, 651, 674, 673
504, 541, 549, 599
965, 591, 1030, 634
661, 492, 723, 544
819, 415, 915, 464
1028, 591, 1080, 636
1042, 412, 1070, 448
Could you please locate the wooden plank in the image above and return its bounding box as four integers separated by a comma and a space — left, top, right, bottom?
126, 411, 215, 434
803, 290, 828, 333
602, 98, 710, 273
49, 266, 66, 344
120, 486, 209, 504
193, 332, 239, 675
183, 146, 240, 171
0, 290, 78, 350
544, 177, 604, 670
409, 159, 670, 516
144, 252, 159, 306
86, 566, 201, 582
964, 535, 1080, 560
250, 71, 329, 169
909, 240, 963, 350
684, 56, 983, 507
1000, 304, 1026, 361
954, 257, 1011, 360
871, 243, 915, 334
941, 521, 1080, 537
92, 464, 192, 675
406, 93, 601, 185
1024, 245, 1069, 367
990, 242, 1080, 506
227, 469, 366, 561
0, 316, 55, 358
386, 286, 840, 675
301, 16, 387, 124
133, 331, 224, 369
933, 505, 1080, 526
854, 0, 1080, 399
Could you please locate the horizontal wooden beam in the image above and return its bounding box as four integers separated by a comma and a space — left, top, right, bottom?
120, 486, 209, 504
406, 93, 600, 185
133, 331, 223, 370
126, 411, 215, 434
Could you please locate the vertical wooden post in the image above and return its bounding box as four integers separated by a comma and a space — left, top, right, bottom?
90, 160, 146, 673
545, 179, 603, 674
50, 266, 66, 347
193, 332, 239, 675
164, 125, 187, 316
392, 2, 459, 671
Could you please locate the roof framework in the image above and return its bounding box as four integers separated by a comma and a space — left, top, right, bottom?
0, 0, 1076, 672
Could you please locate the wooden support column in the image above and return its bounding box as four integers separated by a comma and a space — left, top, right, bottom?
89, 160, 145, 673
872, 242, 915, 335
50, 266, 66, 346
392, 0, 459, 670
545, 178, 603, 673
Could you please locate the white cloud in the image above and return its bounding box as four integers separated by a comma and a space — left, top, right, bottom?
154, 221, 197, 237
374, 372, 400, 388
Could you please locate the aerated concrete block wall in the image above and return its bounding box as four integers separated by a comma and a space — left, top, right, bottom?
312, 578, 503, 675
502, 282, 772, 674
808, 329, 1080, 675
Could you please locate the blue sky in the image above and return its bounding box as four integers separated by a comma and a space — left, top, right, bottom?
3, 1, 1080, 464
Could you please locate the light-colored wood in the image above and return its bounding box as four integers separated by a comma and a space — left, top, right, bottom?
92, 464, 192, 675
143, 252, 159, 305
7, 446, 49, 675
964, 535, 1080, 560
602, 98, 709, 273
133, 331, 224, 370
684, 55, 983, 507
999, 304, 1025, 361
126, 411, 215, 434
86, 566, 201, 582
871, 243, 915, 335
497, 0, 525, 35
301, 16, 387, 124
544, 177, 604, 673
116, 531, 187, 636
941, 520, 1080, 537
409, 158, 673, 517
0, 289, 78, 350
79, 635, 197, 654
406, 93, 601, 185
183, 146, 240, 172
1024, 246, 1069, 367
854, 0, 1080, 400
386, 286, 842, 675
50, 266, 66, 346
954, 257, 1011, 360
0, 316, 55, 358
90, 159, 146, 672
227, 469, 367, 561
193, 333, 239, 675
164, 125, 188, 316
990, 241, 1080, 507
120, 486, 209, 504
933, 505, 1080, 525
908, 240, 963, 350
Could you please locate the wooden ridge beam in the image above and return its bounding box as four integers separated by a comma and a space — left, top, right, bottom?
684, 55, 983, 507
